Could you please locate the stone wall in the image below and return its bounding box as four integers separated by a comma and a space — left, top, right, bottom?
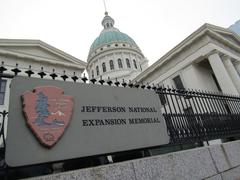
29, 140, 240, 180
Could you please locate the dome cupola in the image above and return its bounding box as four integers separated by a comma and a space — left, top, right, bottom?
102, 12, 114, 29
87, 12, 148, 81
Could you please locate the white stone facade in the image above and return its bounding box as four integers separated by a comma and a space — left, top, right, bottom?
134, 24, 240, 96
87, 47, 148, 82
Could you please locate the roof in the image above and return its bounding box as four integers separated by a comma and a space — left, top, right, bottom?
133, 23, 240, 82
89, 30, 138, 54
88, 12, 139, 57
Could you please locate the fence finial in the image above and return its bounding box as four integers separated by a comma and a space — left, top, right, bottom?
61, 70, 68, 81
71, 72, 78, 82
99, 75, 105, 85
107, 77, 112, 86
38, 67, 46, 78
141, 82, 145, 89
135, 81, 140, 88
114, 78, 120, 86
128, 80, 133, 88
147, 83, 151, 90
81, 73, 88, 83
25, 65, 34, 77
11, 63, 21, 76
0, 61, 7, 74
50, 69, 57, 80
122, 79, 127, 87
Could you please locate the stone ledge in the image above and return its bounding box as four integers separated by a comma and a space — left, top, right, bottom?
31, 161, 136, 180
208, 144, 230, 172
221, 140, 240, 168
28, 140, 240, 180
133, 147, 217, 180
221, 165, 240, 180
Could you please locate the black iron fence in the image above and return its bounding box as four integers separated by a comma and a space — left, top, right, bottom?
0, 62, 239, 148
157, 86, 240, 144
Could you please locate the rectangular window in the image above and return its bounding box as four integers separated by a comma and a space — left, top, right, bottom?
173, 75, 184, 89
0, 80, 7, 105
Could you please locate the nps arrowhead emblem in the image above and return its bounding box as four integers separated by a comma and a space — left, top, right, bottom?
22, 86, 73, 148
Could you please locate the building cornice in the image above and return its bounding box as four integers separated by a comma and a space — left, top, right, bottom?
0, 39, 87, 67
0, 48, 84, 70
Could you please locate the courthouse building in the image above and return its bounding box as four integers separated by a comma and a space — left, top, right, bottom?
0, 39, 86, 112
0, 14, 240, 114
0, 13, 239, 123
0, 11, 240, 179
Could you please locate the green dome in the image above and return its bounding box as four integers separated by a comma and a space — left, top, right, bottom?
89, 30, 138, 53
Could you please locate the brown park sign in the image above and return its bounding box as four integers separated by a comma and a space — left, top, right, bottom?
6, 76, 169, 167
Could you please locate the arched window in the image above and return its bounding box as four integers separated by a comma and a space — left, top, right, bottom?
102, 62, 106, 73
96, 66, 99, 76
106, 23, 109, 28
91, 70, 94, 79
126, 58, 131, 68
133, 59, 137, 69
109, 60, 114, 70
118, 59, 123, 68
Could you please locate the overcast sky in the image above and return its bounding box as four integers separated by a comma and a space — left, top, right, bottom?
0, 0, 240, 65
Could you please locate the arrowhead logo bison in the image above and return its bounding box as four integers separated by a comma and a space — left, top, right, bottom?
22, 86, 74, 148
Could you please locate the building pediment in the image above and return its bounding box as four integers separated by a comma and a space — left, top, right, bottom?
0, 39, 87, 69
134, 23, 240, 82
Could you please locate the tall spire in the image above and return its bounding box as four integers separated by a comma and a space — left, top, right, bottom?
103, 0, 107, 13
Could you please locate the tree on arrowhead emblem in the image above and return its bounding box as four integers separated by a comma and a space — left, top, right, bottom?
35, 92, 50, 125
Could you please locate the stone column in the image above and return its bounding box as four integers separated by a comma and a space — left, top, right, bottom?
234, 62, 240, 74
222, 55, 240, 93
208, 52, 239, 95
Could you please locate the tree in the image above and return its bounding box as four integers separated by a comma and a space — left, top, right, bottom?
34, 92, 50, 125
